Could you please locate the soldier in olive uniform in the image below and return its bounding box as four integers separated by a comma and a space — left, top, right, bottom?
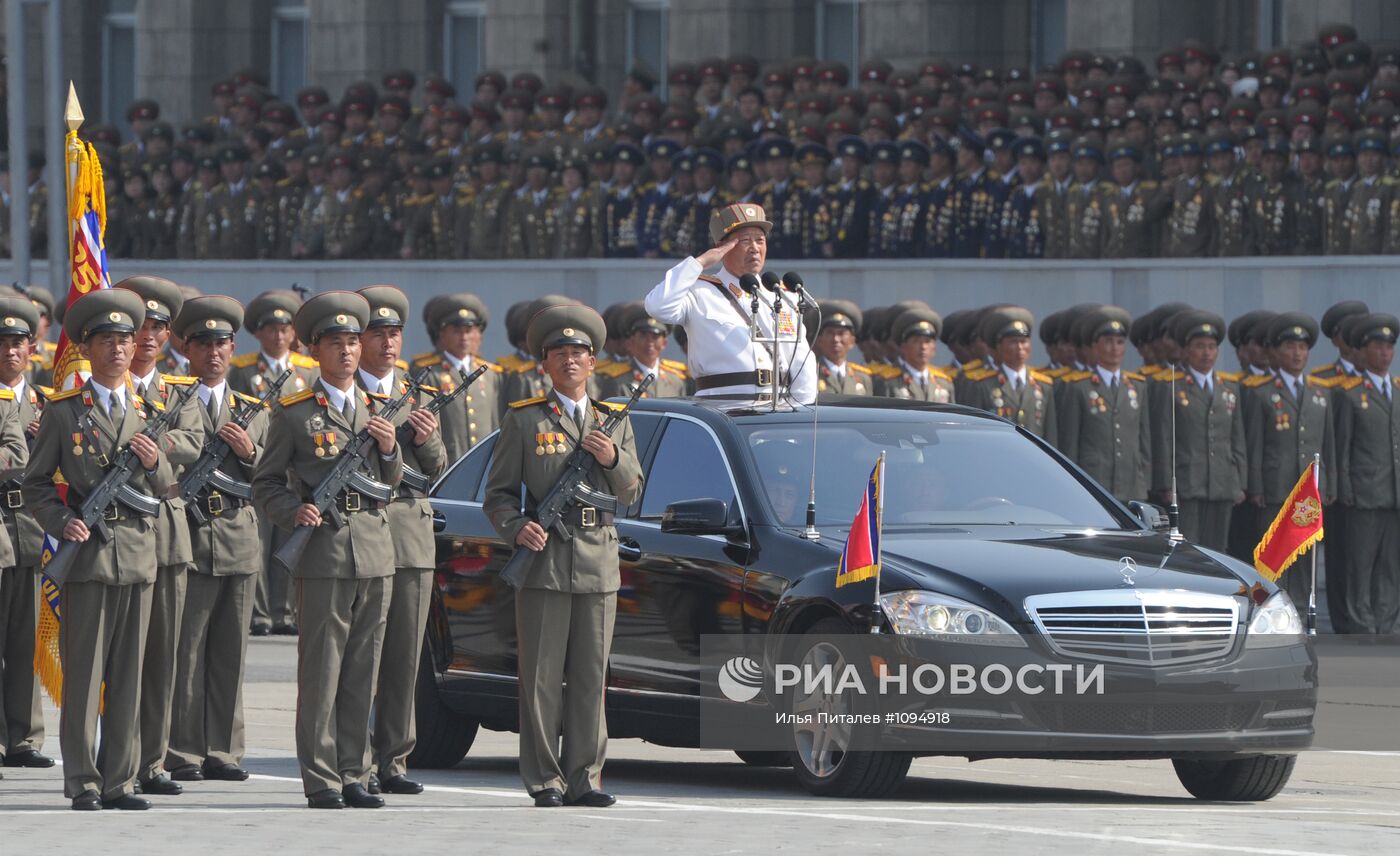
550, 157, 603, 258
1164, 134, 1214, 257
1101, 143, 1169, 258
962, 308, 1057, 443
230, 290, 318, 637
1205, 133, 1253, 256
114, 276, 204, 797
0, 298, 52, 771
504, 150, 559, 259
881, 308, 955, 402
1148, 311, 1246, 551
1245, 314, 1337, 611
23, 288, 174, 810
1056, 307, 1152, 504
164, 297, 268, 784
404, 159, 465, 260
467, 145, 512, 258
483, 302, 644, 808
1333, 314, 1400, 634
1322, 136, 1357, 255
813, 300, 875, 396
594, 304, 688, 399
499, 300, 552, 405
1248, 139, 1298, 256
355, 286, 448, 795
22, 285, 58, 388
1293, 137, 1327, 255
1345, 129, 1393, 255
206, 144, 258, 259
251, 291, 403, 809
413, 294, 502, 463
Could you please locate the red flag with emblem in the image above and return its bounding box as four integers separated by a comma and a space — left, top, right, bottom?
1253, 461, 1324, 582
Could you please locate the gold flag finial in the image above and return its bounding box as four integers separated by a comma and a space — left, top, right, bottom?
64, 82, 84, 132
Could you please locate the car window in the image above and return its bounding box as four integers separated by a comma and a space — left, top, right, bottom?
640, 418, 736, 519
430, 433, 498, 502
630, 411, 663, 458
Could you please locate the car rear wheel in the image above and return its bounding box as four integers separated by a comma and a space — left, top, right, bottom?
787, 618, 912, 798
1172, 754, 1297, 801
734, 750, 792, 767
405, 646, 480, 769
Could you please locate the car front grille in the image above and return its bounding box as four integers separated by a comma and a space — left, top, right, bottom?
1024, 589, 1240, 667
1032, 701, 1259, 734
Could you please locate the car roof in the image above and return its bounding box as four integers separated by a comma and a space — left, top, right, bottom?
627, 395, 1014, 428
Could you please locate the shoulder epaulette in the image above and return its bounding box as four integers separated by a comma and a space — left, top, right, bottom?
1154, 369, 1186, 382
413, 353, 442, 368
1310, 365, 1339, 377
1039, 365, 1069, 379
480, 359, 503, 373
28, 353, 43, 364
963, 367, 997, 382
37, 385, 54, 397
1030, 370, 1053, 385
160, 374, 199, 385
698, 274, 723, 285
47, 387, 82, 401
660, 358, 689, 377
1124, 371, 1146, 382
1064, 370, 1094, 383
1216, 371, 1242, 383
1141, 180, 1159, 190
395, 358, 409, 371
598, 361, 632, 378
231, 352, 260, 369
0, 389, 14, 400
509, 395, 547, 409
1139, 364, 1162, 377
232, 390, 265, 407
930, 366, 956, 381
1307, 375, 1337, 388
290, 353, 318, 368
497, 353, 530, 372
280, 389, 316, 406
1243, 374, 1274, 388
1340, 376, 1364, 390
592, 399, 625, 412
873, 363, 902, 379
849, 362, 872, 375
367, 391, 389, 401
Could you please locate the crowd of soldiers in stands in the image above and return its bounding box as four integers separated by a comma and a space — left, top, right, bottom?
6, 22, 1400, 260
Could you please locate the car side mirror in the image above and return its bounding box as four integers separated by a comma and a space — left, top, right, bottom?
661, 498, 731, 535
1127, 500, 1170, 532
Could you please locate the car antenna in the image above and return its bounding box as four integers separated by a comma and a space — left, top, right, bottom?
1168, 358, 1183, 542
790, 273, 821, 540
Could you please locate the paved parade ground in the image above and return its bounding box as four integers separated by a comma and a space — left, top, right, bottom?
2, 636, 1398, 855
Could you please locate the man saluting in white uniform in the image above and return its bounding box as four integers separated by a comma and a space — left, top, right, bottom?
645, 203, 817, 404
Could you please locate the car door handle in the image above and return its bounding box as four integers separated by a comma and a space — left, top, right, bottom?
432, 510, 447, 533
618, 537, 641, 562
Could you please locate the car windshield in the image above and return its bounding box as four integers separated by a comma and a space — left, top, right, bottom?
743, 416, 1127, 530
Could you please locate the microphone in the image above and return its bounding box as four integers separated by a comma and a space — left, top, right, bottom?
781, 271, 804, 293
760, 272, 783, 292
738, 273, 760, 295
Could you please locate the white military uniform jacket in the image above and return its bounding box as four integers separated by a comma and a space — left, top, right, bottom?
645, 256, 817, 404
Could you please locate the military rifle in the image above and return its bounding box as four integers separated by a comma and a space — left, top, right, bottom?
178, 368, 292, 525
398, 364, 488, 493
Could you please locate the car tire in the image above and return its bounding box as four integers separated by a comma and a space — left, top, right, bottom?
1172, 754, 1297, 801
734, 750, 792, 767
787, 618, 912, 798
405, 645, 480, 769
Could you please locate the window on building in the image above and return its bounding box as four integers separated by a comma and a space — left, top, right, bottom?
444, 1, 487, 96
1031, 0, 1067, 71
101, 0, 137, 131
271, 0, 309, 100
815, 0, 858, 71
627, 0, 669, 101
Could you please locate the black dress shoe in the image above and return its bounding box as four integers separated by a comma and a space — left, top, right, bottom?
169, 764, 205, 782
202, 762, 250, 781
71, 790, 102, 811
102, 794, 152, 811
307, 788, 344, 809
4, 749, 56, 768
532, 787, 564, 807
250, 624, 272, 637
379, 774, 424, 795
272, 623, 299, 636
367, 771, 380, 794
138, 774, 183, 796
342, 783, 384, 809
566, 790, 616, 808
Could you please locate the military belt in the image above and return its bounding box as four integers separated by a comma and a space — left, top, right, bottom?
193, 490, 250, 521
0, 481, 22, 513
563, 504, 614, 528
335, 490, 384, 515
694, 369, 788, 391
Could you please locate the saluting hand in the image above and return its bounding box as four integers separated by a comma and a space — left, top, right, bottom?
695, 237, 738, 269
580, 429, 617, 467
406, 409, 438, 446
366, 414, 396, 455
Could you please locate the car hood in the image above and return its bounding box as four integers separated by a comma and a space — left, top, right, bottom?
862, 526, 1256, 621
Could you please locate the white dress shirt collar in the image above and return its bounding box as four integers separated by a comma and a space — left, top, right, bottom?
1096, 365, 1121, 387
441, 351, 472, 373
319, 379, 356, 414
261, 351, 289, 374
899, 357, 929, 384
1366, 371, 1392, 397
0, 376, 26, 397
132, 367, 158, 392
358, 367, 395, 396
1002, 364, 1028, 387
1189, 366, 1213, 391
90, 378, 126, 413
553, 389, 590, 422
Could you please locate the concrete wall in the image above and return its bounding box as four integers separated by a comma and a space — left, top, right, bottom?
3, 257, 1396, 370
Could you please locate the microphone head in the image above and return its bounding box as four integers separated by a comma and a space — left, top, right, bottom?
781, 271, 804, 291
737, 273, 760, 295
760, 272, 782, 292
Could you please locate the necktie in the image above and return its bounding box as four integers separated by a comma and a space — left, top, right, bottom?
1109, 374, 1117, 389
1294, 379, 1303, 402
109, 392, 125, 421
1013, 375, 1023, 391
206, 392, 220, 423
341, 396, 354, 420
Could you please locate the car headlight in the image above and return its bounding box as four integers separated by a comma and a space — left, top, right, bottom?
879, 590, 1026, 647
1245, 590, 1304, 647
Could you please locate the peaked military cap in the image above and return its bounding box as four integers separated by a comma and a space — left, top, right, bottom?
892, 307, 944, 343
64, 287, 146, 343
527, 302, 607, 359
710, 202, 774, 245
174, 295, 244, 340
358, 285, 410, 329
1172, 309, 1226, 344
1347, 313, 1400, 349
0, 296, 39, 337
294, 291, 370, 344
1267, 312, 1319, 347
620, 303, 667, 337
818, 300, 862, 333
431, 293, 490, 331
114, 274, 184, 324
980, 306, 1035, 344
246, 289, 302, 330
1321, 300, 1369, 338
